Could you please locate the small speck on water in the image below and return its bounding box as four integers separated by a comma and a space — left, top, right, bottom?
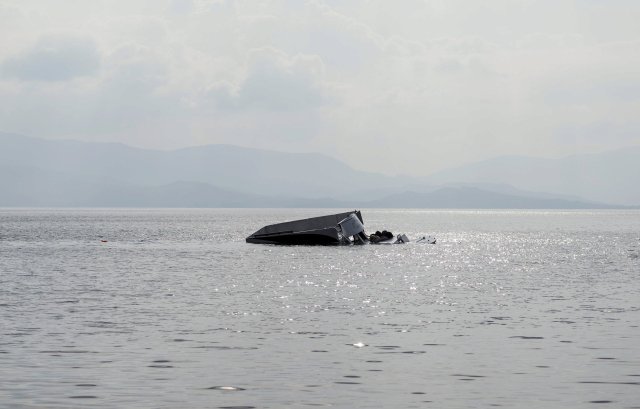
510, 336, 544, 340
376, 345, 400, 350
451, 374, 485, 378
69, 395, 98, 399
207, 386, 246, 391
578, 381, 640, 385
218, 406, 256, 409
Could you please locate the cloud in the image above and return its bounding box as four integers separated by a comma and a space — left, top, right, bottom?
0, 39, 186, 141
210, 48, 327, 112
167, 0, 194, 15
1, 34, 100, 81
0, 0, 639, 176
555, 121, 640, 147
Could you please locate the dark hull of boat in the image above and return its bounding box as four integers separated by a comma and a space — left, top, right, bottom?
246, 211, 363, 245
246, 228, 341, 245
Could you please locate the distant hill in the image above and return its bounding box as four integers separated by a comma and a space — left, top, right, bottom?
0, 132, 636, 208
424, 148, 640, 206
0, 163, 353, 207
364, 187, 619, 209
0, 132, 410, 199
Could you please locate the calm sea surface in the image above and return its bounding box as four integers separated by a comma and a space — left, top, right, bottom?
1, 209, 639, 409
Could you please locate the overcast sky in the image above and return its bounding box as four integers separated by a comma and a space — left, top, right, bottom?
1, 0, 639, 176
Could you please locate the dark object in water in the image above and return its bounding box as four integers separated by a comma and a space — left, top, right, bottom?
369, 230, 394, 243
246, 211, 365, 245
246, 210, 436, 246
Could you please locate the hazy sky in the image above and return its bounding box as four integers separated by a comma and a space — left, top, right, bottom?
1, 0, 639, 176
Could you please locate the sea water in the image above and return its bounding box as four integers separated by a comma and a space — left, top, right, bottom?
1, 209, 639, 408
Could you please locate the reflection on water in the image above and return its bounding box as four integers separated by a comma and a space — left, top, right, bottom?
1, 209, 639, 408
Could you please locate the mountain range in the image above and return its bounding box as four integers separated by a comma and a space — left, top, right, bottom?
1, 132, 638, 208
425, 148, 640, 206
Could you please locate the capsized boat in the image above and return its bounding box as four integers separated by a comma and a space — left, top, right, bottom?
245, 210, 436, 245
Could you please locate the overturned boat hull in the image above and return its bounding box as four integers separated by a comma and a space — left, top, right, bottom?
246, 211, 363, 245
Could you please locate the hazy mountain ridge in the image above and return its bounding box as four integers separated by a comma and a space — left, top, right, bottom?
425, 147, 640, 205
0, 132, 415, 199
365, 187, 621, 209
0, 133, 636, 208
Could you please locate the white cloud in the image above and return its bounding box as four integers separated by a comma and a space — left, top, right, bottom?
210, 48, 327, 112
1, 34, 100, 81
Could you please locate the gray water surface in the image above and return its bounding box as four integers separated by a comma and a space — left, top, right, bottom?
1, 209, 639, 408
